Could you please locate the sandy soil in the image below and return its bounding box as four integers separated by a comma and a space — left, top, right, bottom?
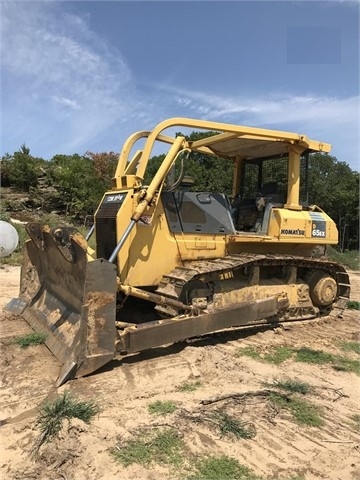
0, 266, 359, 480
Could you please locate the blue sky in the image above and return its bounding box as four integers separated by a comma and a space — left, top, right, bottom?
1, 1, 359, 170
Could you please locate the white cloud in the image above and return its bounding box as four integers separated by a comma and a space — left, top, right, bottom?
170, 87, 358, 131
51, 96, 80, 109
1, 1, 135, 154
158, 86, 359, 168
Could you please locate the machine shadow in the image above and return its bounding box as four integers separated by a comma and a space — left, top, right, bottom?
88, 321, 279, 378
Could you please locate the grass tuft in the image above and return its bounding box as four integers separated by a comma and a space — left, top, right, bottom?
187, 454, 260, 480
270, 393, 324, 427
295, 348, 333, 364
235, 346, 261, 360
176, 380, 202, 392
295, 347, 360, 375
268, 379, 311, 395
111, 428, 184, 467
350, 414, 360, 431
263, 346, 293, 365
34, 392, 99, 450
237, 345, 293, 365
211, 410, 256, 440
332, 357, 360, 375
13, 332, 47, 348
239, 345, 360, 375
148, 400, 177, 416
339, 341, 360, 355
347, 300, 360, 310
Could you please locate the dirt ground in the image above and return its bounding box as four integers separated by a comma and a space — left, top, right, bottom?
0, 265, 359, 480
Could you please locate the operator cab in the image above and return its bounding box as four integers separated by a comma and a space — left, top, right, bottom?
231, 154, 310, 234
162, 152, 311, 236
162, 190, 236, 235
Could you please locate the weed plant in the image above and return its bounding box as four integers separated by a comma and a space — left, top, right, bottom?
176, 380, 202, 392
148, 400, 177, 416
294, 348, 333, 364
237, 345, 293, 365
187, 455, 260, 480
270, 393, 324, 427
263, 346, 293, 365
111, 428, 184, 467
238, 345, 360, 375
235, 346, 261, 360
332, 357, 360, 374
268, 379, 311, 395
211, 410, 256, 439
351, 414, 360, 431
110, 424, 304, 479
35, 392, 99, 446
339, 341, 360, 355
13, 332, 46, 348
295, 347, 360, 375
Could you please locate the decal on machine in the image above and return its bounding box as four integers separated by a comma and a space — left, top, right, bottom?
105, 193, 125, 203
281, 228, 305, 236
311, 221, 326, 237
309, 212, 326, 238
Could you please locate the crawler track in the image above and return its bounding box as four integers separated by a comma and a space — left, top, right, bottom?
155, 254, 350, 320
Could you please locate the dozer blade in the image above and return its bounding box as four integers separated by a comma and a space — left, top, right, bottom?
6, 223, 117, 386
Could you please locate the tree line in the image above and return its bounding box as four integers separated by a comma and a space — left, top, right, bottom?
0, 138, 358, 251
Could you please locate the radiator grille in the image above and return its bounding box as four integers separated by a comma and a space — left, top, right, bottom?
95, 193, 126, 261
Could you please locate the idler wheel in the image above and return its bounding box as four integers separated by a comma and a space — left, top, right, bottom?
309, 272, 337, 307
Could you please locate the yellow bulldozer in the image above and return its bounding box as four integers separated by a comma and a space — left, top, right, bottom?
7, 118, 350, 386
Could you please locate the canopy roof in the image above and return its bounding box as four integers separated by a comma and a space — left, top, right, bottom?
183, 123, 331, 161
117, 118, 332, 179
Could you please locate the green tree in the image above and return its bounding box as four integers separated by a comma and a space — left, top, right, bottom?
48, 154, 104, 216
0, 153, 12, 187
183, 131, 233, 194
144, 132, 233, 193
308, 153, 359, 250
143, 154, 165, 185
1, 144, 45, 191
84, 151, 118, 191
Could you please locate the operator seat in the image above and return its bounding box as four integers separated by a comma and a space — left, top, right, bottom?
234, 181, 283, 232
261, 181, 278, 196
259, 181, 284, 204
